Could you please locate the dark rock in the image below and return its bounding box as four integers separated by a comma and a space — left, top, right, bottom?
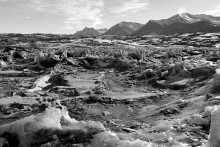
88, 95, 101, 102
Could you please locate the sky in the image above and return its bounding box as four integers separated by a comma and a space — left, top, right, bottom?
0, 0, 220, 34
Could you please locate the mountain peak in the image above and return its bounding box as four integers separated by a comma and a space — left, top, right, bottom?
104, 22, 144, 36
74, 27, 99, 36
83, 27, 95, 30
118, 21, 130, 26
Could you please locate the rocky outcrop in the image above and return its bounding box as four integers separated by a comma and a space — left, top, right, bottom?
0, 105, 105, 147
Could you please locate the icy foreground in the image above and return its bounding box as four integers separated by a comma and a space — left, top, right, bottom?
2, 99, 220, 147
204, 106, 220, 147
0, 104, 154, 147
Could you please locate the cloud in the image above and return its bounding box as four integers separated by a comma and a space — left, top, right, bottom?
198, 3, 220, 16
0, 0, 104, 30
114, 14, 127, 19
148, 12, 161, 14
109, 0, 149, 14
59, 0, 104, 28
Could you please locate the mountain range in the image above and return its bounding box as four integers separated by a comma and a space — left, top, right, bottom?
133, 13, 220, 35
74, 27, 108, 36
74, 13, 220, 36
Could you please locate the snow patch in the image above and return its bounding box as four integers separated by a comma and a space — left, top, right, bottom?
179, 13, 200, 22
89, 131, 155, 147
28, 75, 51, 92
211, 20, 220, 23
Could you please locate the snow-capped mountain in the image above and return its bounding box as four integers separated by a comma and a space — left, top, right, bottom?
132, 13, 220, 35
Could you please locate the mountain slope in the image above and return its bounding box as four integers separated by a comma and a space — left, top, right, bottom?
160, 21, 220, 35
155, 14, 198, 27
154, 13, 220, 27
104, 22, 144, 36
132, 14, 194, 36
132, 20, 165, 35
186, 13, 220, 25
74, 27, 99, 36
133, 13, 220, 35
